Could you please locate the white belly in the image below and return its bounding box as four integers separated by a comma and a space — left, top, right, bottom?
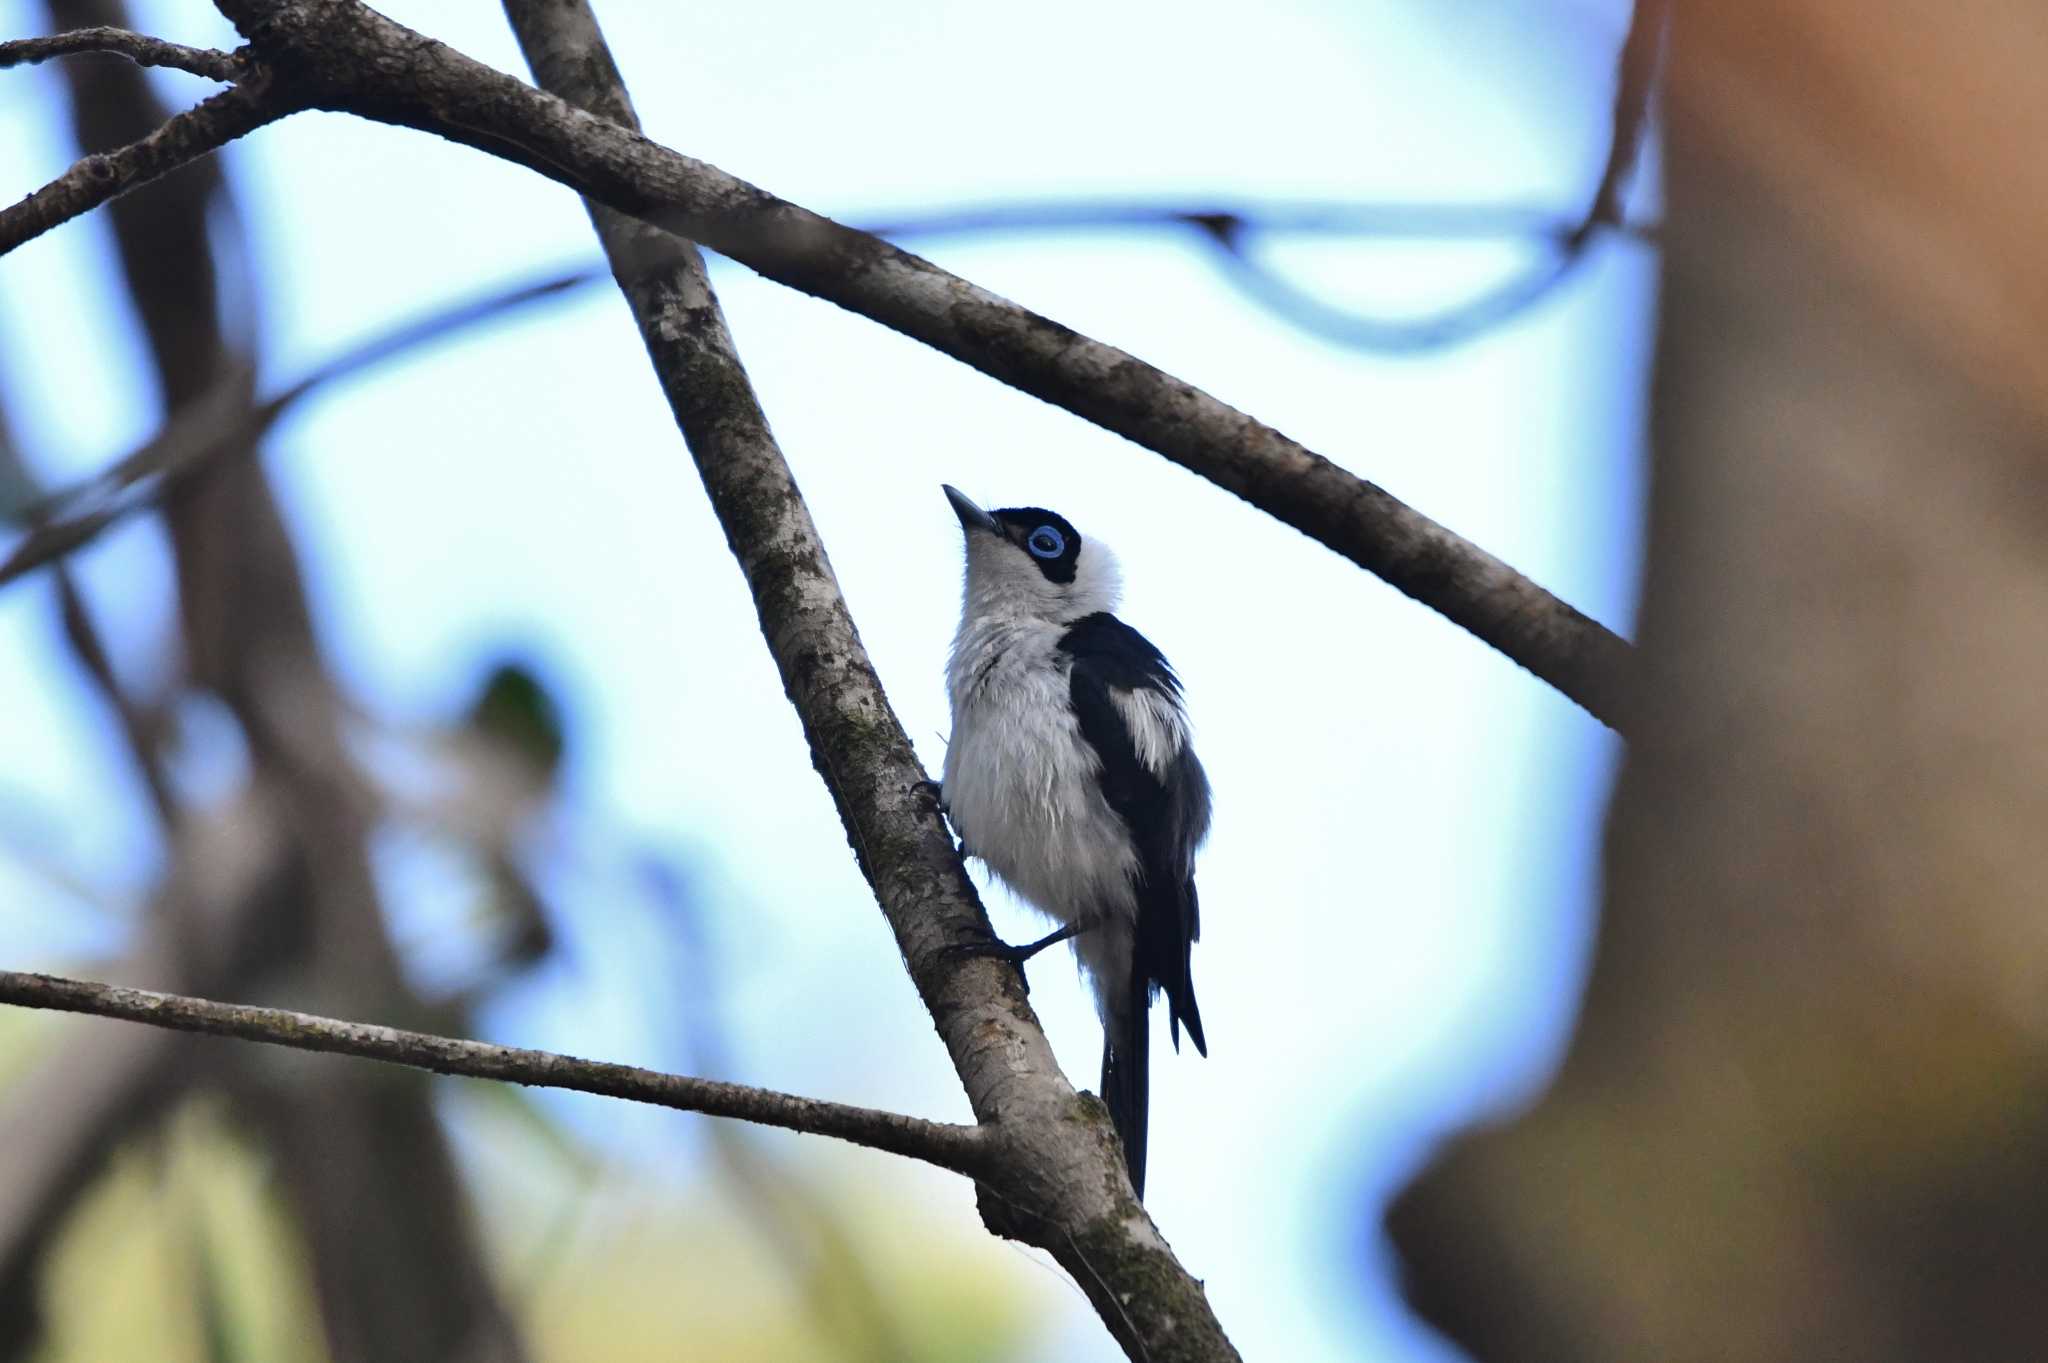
942, 646, 1139, 938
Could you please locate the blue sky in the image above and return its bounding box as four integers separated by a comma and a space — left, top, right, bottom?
0, 1, 1651, 1358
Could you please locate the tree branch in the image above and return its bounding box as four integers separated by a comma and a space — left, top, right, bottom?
0, 77, 295, 257
0, 969, 994, 1176
861, 197, 1660, 247
1577, 0, 1667, 248
0, 25, 242, 80
204, 0, 1634, 730
53, 566, 178, 825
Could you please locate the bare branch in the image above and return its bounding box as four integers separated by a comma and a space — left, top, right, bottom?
210, 0, 1635, 729
1200, 220, 1588, 352
0, 265, 597, 587
1576, 0, 1667, 248
0, 25, 242, 80
0, 969, 995, 1176
1204, 0, 1663, 353
861, 0, 1663, 357
53, 566, 178, 825
0, 77, 294, 257
501, 4, 1237, 1357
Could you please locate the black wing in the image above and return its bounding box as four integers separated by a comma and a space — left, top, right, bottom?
1059, 611, 1211, 1056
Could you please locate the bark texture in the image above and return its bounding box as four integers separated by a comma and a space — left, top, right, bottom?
0, 971, 993, 1172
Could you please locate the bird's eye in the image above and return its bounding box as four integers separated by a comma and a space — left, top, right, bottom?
1026, 526, 1065, 559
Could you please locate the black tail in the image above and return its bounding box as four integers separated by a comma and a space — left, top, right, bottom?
1100, 975, 1151, 1199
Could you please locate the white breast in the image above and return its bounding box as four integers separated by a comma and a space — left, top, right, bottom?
942, 619, 1140, 940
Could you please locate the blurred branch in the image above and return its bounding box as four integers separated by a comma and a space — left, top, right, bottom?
863, 0, 1662, 355
53, 566, 177, 825
870, 197, 1659, 355
0, 379, 182, 828
0, 266, 596, 586
178, 0, 1625, 728
1207, 229, 1584, 353
1231, 0, 1658, 350
501, 3, 1237, 1359
0, 26, 242, 79
1578, 0, 1666, 248
0, 77, 295, 256
0, 970, 996, 1175
1195, 0, 1662, 352
862, 198, 1659, 246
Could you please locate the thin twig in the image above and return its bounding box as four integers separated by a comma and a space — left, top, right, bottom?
0, 266, 597, 586
1200, 219, 1586, 352
0, 26, 242, 81
0, 970, 995, 1176
0, 78, 294, 258
868, 198, 1658, 354
1575, 0, 1667, 249
1191, 0, 1664, 352
1193, 0, 1663, 352
861, 198, 1660, 247
53, 566, 178, 825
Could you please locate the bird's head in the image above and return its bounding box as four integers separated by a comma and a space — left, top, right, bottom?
944, 484, 1121, 625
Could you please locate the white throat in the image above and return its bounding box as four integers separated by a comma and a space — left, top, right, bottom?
957, 533, 1122, 631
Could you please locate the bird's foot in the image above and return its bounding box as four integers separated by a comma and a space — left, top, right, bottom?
938, 922, 1086, 995
909, 779, 948, 818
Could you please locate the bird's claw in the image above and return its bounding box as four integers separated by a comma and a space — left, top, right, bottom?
938, 933, 1034, 995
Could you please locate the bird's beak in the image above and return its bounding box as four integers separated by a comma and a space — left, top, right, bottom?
943, 484, 999, 534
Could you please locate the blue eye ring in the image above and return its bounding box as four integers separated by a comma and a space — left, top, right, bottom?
1025, 526, 1065, 559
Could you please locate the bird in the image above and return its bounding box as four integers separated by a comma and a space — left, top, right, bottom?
938, 483, 1211, 1198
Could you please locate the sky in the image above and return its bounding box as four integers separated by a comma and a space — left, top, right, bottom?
0, 1, 1652, 1359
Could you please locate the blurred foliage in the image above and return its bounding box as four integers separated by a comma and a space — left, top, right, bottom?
464, 663, 568, 784
13, 1079, 1037, 1363
31, 1102, 323, 1363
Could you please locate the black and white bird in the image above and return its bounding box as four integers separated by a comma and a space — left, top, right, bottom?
939, 484, 1211, 1198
